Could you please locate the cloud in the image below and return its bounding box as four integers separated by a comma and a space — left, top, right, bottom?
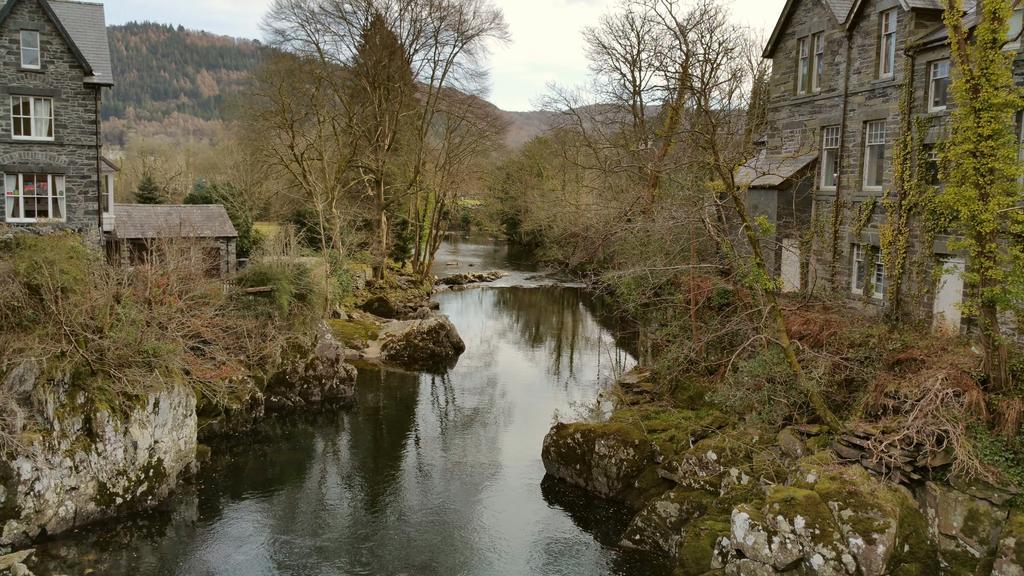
102, 0, 786, 111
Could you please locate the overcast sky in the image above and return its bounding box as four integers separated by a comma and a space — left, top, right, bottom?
102, 0, 785, 111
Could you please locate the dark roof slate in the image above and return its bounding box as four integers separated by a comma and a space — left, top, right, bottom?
735, 151, 819, 188
113, 204, 239, 240
47, 0, 114, 85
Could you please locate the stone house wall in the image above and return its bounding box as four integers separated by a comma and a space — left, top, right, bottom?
761, 0, 1024, 324
0, 0, 103, 237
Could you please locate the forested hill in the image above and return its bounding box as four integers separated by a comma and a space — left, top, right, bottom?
103, 22, 265, 145
102, 22, 552, 148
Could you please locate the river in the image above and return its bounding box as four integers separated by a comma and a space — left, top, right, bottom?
33, 235, 671, 576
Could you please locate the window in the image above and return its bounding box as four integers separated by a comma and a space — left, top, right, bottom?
20, 30, 39, 69
11, 96, 53, 140
863, 120, 887, 190
852, 244, 885, 299
929, 60, 950, 112
879, 9, 897, 78
925, 146, 941, 187
797, 33, 825, 94
812, 32, 825, 92
820, 125, 841, 189
797, 37, 810, 94
4, 174, 65, 223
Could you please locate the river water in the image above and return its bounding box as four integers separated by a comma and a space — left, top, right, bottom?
34, 235, 671, 576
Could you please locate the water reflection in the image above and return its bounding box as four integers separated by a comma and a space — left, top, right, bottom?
33, 265, 665, 576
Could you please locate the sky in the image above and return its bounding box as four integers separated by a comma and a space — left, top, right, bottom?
102, 0, 786, 112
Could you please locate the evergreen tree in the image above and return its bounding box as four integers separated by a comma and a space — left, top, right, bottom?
185, 179, 262, 259
135, 174, 165, 204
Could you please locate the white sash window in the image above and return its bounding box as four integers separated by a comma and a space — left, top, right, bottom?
4, 174, 65, 223
11, 96, 54, 140
20, 30, 40, 69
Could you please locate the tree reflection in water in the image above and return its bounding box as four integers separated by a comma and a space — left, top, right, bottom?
30, 280, 665, 576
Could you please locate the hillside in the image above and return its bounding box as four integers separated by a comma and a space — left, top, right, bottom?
103, 22, 265, 145
102, 22, 552, 148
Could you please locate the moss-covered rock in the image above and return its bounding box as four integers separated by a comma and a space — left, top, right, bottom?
620, 488, 714, 555
659, 426, 772, 493
793, 462, 938, 576
728, 486, 850, 575
993, 510, 1024, 576
542, 421, 668, 508
677, 515, 731, 576
924, 481, 1008, 575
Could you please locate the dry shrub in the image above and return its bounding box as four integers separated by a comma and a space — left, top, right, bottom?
0, 233, 296, 437
860, 344, 991, 480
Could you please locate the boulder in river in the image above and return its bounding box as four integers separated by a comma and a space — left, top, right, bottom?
541, 421, 668, 509
380, 315, 466, 372
437, 271, 507, 287
265, 323, 358, 412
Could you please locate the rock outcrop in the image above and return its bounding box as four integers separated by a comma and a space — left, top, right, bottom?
265, 323, 359, 412
436, 271, 507, 287
0, 384, 197, 547
541, 422, 669, 509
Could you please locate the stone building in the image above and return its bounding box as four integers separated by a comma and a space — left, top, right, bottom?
0, 0, 114, 237
748, 0, 1024, 334
106, 204, 239, 276
0, 0, 240, 276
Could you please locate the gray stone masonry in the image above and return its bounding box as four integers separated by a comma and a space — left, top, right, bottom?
762, 0, 1023, 321
0, 0, 104, 238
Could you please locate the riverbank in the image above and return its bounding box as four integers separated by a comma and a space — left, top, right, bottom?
540, 296, 1024, 575
0, 232, 475, 574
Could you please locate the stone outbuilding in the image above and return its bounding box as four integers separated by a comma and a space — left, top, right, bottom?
106, 204, 238, 276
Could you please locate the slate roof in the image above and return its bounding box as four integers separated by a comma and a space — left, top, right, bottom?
735, 151, 819, 189
47, 0, 114, 85
112, 204, 239, 240
0, 0, 114, 86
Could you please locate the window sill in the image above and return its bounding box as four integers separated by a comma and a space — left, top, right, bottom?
9, 137, 57, 144
862, 187, 884, 194
872, 77, 897, 87
927, 106, 947, 114
18, 67, 43, 74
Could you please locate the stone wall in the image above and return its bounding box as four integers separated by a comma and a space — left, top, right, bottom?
0, 372, 197, 547
0, 0, 104, 237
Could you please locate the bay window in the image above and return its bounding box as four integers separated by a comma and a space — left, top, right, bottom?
820, 125, 841, 189
20, 30, 40, 69
11, 96, 54, 140
852, 244, 885, 300
863, 120, 886, 191
4, 174, 65, 223
879, 9, 897, 79
929, 59, 950, 112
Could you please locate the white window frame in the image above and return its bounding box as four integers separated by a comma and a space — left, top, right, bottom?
928, 59, 950, 112
851, 244, 885, 300
863, 120, 886, 191
3, 173, 66, 224
20, 30, 40, 70
820, 125, 841, 190
11, 96, 54, 141
812, 32, 825, 92
797, 37, 810, 94
879, 9, 897, 79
